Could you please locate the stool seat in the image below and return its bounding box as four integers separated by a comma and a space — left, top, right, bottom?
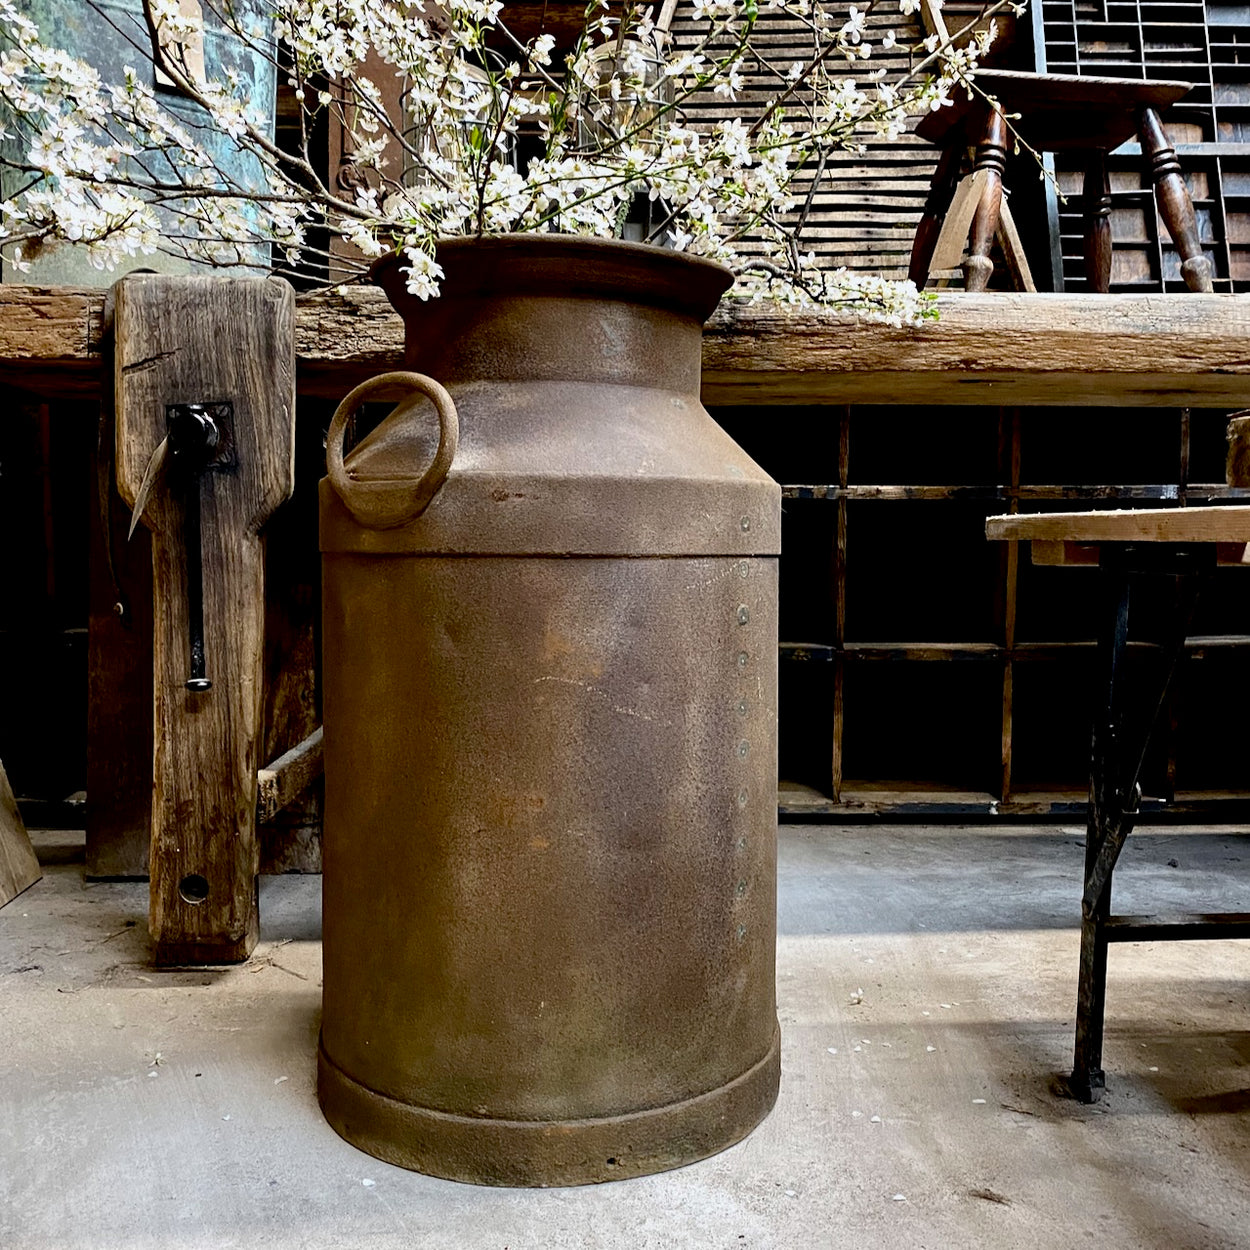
916, 70, 1192, 153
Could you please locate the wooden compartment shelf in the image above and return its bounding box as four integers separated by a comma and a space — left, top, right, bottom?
1040, 0, 1250, 292
718, 401, 1250, 818
8, 284, 1250, 823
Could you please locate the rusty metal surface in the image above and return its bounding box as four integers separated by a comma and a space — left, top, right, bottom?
319, 236, 781, 1185
320, 238, 779, 558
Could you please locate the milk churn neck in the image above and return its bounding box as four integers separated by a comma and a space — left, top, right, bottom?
370, 235, 734, 326
320, 235, 778, 558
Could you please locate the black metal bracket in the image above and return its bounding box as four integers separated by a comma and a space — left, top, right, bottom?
1071, 542, 1213, 1103
166, 401, 235, 692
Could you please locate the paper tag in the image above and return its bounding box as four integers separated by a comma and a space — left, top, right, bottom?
930, 168, 988, 272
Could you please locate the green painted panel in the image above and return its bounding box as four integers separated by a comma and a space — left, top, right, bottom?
2, 0, 276, 284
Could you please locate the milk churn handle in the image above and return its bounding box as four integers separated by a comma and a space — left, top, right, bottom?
326, 371, 459, 529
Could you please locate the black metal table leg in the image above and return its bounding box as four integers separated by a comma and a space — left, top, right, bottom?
1072, 561, 1130, 1102
1070, 545, 1208, 1102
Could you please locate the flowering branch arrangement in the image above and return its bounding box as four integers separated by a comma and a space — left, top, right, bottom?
0, 0, 1011, 323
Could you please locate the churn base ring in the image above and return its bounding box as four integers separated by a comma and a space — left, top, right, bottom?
317, 1027, 781, 1188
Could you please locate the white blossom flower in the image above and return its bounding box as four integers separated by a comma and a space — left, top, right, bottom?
0, 0, 988, 322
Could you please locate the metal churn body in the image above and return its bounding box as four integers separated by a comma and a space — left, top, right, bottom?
317, 237, 781, 1186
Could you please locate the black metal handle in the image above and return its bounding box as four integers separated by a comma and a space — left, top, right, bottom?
167, 404, 222, 692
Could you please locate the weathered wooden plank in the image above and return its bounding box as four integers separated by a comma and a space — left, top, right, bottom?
7, 285, 1250, 408
0, 759, 41, 910
832, 407, 848, 800
85, 429, 155, 879
0, 286, 106, 398
700, 294, 1250, 408
1227, 411, 1250, 485
296, 288, 1250, 408
257, 727, 323, 824
257, 412, 324, 875
1027, 537, 1250, 565
987, 504, 1250, 544
114, 274, 296, 964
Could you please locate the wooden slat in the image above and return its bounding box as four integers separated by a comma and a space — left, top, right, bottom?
256, 727, 324, 824
986, 504, 1250, 543
1028, 536, 1250, 564
777, 480, 1250, 502
670, 2, 934, 279
780, 641, 834, 661
833, 406, 849, 799
999, 408, 1021, 802
0, 759, 41, 910
1103, 912, 1250, 941
85, 427, 154, 879
845, 641, 1002, 660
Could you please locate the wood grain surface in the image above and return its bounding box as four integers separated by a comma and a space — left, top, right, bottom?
0, 759, 41, 910
6, 285, 1250, 408
256, 728, 323, 825
0, 286, 105, 398
986, 504, 1250, 544
86, 426, 155, 879
113, 275, 295, 964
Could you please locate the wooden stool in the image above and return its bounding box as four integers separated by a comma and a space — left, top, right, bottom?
910, 69, 1215, 294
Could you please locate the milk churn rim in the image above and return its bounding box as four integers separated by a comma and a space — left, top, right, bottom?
370, 235, 734, 326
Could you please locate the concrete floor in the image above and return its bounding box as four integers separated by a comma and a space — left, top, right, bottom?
2, 824, 1249, 1250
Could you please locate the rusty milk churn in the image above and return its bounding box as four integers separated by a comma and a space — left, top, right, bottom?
318, 236, 781, 1186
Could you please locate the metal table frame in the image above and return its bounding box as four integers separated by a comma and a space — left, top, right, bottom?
986, 508, 1250, 1102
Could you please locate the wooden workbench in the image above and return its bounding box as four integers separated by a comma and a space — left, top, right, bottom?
6, 285, 1250, 828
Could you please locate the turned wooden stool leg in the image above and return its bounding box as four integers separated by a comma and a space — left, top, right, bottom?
909, 142, 963, 289
964, 108, 1007, 293
1083, 153, 1112, 293
1138, 107, 1214, 293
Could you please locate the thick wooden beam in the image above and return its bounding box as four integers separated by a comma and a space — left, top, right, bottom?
699, 294, 1250, 408
5, 285, 1250, 408
293, 289, 1250, 408
115, 274, 296, 965
0, 286, 107, 398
